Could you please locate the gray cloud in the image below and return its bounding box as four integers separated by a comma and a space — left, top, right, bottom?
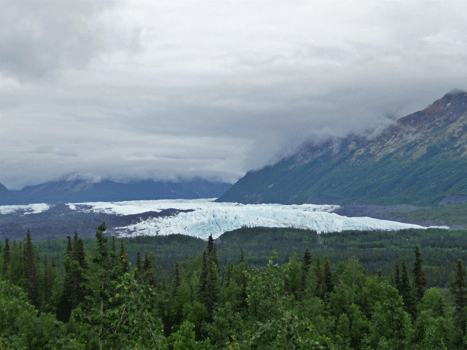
0, 0, 140, 80
1, 0, 467, 189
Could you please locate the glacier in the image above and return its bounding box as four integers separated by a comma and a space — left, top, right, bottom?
67, 199, 446, 239
0, 199, 447, 240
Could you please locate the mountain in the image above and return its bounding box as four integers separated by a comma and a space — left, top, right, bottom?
1, 178, 232, 205
218, 91, 467, 206
0, 183, 20, 204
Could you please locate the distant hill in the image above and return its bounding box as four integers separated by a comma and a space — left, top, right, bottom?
218, 91, 467, 206
0, 178, 232, 205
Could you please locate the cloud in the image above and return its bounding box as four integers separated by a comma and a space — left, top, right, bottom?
1, 0, 467, 189
0, 0, 140, 80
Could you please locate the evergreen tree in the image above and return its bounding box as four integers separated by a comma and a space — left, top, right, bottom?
240, 248, 245, 263
39, 255, 58, 313
22, 230, 39, 308
199, 240, 220, 318
57, 231, 88, 322
207, 235, 214, 256
111, 236, 117, 252
223, 261, 233, 288
167, 262, 183, 332
141, 252, 157, 287
172, 262, 181, 294
395, 263, 400, 291
450, 260, 467, 347
73, 237, 87, 269
118, 241, 130, 273
207, 234, 219, 269
399, 260, 415, 315
302, 248, 312, 267
73, 231, 79, 246
314, 256, 324, 299
8, 240, 23, 285
323, 257, 333, 300
412, 245, 427, 302
199, 251, 208, 305
205, 257, 220, 316
452, 260, 467, 314
2, 237, 9, 279
66, 235, 72, 255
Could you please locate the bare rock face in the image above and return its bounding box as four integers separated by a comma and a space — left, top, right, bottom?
218, 91, 467, 206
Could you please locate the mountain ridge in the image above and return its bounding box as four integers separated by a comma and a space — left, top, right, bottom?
0, 178, 232, 205
218, 91, 467, 206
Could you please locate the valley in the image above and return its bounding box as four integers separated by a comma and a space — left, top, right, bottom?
0, 199, 449, 242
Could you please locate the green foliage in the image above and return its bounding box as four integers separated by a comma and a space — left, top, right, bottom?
0, 280, 83, 349
7, 226, 467, 348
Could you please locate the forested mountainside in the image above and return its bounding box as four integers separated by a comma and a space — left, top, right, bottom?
219, 91, 467, 206
2, 225, 467, 349
0, 178, 232, 205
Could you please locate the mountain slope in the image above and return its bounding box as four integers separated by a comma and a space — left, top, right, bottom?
2, 178, 232, 205
0, 183, 18, 204
218, 91, 467, 206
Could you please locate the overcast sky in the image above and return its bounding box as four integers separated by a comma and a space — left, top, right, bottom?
1, 0, 467, 189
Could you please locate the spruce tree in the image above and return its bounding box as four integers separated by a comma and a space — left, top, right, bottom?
207, 235, 214, 256
300, 248, 313, 299
395, 263, 400, 291
207, 234, 219, 269
172, 262, 181, 296
315, 256, 324, 299
199, 237, 220, 318
142, 252, 157, 287
8, 240, 23, 285
206, 257, 220, 316
302, 248, 312, 267
2, 237, 9, 279
119, 241, 130, 273
240, 248, 245, 263
323, 257, 333, 301
73, 237, 87, 269
135, 251, 142, 280
452, 259, 467, 314
168, 262, 183, 330
22, 230, 39, 307
40, 255, 55, 312
400, 260, 415, 315
57, 231, 88, 322
199, 251, 208, 305
412, 246, 427, 302
451, 259, 467, 345
66, 235, 72, 255
111, 236, 117, 253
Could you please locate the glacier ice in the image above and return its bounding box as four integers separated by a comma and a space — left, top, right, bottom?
0, 199, 447, 240
73, 199, 446, 239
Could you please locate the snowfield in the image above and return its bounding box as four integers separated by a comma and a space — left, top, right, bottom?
68, 199, 446, 239
0, 203, 51, 215
0, 199, 447, 240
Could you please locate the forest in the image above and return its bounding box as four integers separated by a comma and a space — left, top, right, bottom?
1, 224, 467, 349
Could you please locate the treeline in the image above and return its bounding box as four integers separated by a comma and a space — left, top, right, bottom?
2, 225, 467, 348
28, 226, 467, 288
